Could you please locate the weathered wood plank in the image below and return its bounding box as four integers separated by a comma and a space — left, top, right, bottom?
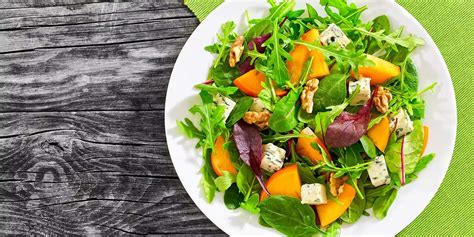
0, 38, 185, 112
0, 3, 192, 30
0, 2, 199, 53
0, 111, 224, 235
0, 0, 226, 235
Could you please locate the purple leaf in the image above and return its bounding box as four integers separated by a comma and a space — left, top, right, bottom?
238, 57, 254, 74
248, 33, 271, 53
238, 33, 271, 75
326, 87, 379, 148
232, 121, 269, 194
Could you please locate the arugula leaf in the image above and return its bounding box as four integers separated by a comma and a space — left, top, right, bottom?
177, 118, 205, 143
266, 0, 295, 22
312, 73, 347, 112
260, 196, 323, 236
262, 132, 310, 143
267, 19, 291, 87
373, 188, 398, 219
215, 171, 236, 192
195, 84, 238, 96
258, 87, 275, 111
354, 26, 424, 51
294, 40, 373, 70
226, 97, 254, 127
269, 89, 301, 133
208, 63, 240, 87
224, 184, 244, 210
201, 149, 217, 202
188, 91, 227, 151
385, 120, 424, 175
212, 21, 237, 68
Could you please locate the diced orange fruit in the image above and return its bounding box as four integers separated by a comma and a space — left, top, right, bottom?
211, 136, 237, 176
296, 127, 332, 164
355, 55, 400, 85
421, 125, 429, 156
367, 117, 391, 152
259, 164, 301, 201
233, 69, 287, 97
287, 29, 329, 84
315, 184, 356, 227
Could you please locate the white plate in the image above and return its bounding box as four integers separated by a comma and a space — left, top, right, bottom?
165, 0, 457, 236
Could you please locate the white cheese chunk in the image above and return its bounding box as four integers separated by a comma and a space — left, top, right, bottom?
390, 109, 414, 137
301, 183, 327, 205
213, 94, 236, 121
260, 143, 286, 173
320, 23, 351, 47
250, 98, 267, 112
348, 77, 371, 106
368, 155, 391, 187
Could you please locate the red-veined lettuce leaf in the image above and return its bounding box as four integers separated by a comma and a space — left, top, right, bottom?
232, 121, 269, 194
325, 87, 379, 148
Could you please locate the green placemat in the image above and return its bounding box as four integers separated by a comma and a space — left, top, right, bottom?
183, 0, 474, 236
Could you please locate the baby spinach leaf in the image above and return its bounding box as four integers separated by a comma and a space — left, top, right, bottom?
360, 135, 377, 158
385, 120, 424, 174
240, 193, 260, 214
259, 215, 272, 227
215, 171, 236, 192
236, 164, 259, 197
312, 73, 347, 112
224, 184, 244, 210
325, 222, 341, 237
373, 188, 398, 219
298, 164, 322, 184
260, 196, 323, 237
269, 90, 301, 133
405, 153, 435, 184
245, 20, 273, 40
226, 97, 254, 127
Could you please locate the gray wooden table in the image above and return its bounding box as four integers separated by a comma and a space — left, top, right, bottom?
0, 1, 226, 235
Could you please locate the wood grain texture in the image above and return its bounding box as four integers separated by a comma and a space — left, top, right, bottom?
0, 1, 226, 236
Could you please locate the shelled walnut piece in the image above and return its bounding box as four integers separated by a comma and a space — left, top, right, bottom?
300, 79, 319, 113
329, 173, 348, 197
374, 86, 392, 113
229, 36, 244, 67
243, 111, 271, 129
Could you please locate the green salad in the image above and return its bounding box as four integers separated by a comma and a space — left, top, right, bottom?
178, 0, 436, 236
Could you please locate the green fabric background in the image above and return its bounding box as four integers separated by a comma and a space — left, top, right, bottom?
184, 0, 474, 235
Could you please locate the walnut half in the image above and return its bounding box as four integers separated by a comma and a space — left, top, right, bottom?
243, 111, 271, 129
229, 35, 244, 67
329, 173, 348, 197
300, 79, 319, 114
374, 87, 393, 114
